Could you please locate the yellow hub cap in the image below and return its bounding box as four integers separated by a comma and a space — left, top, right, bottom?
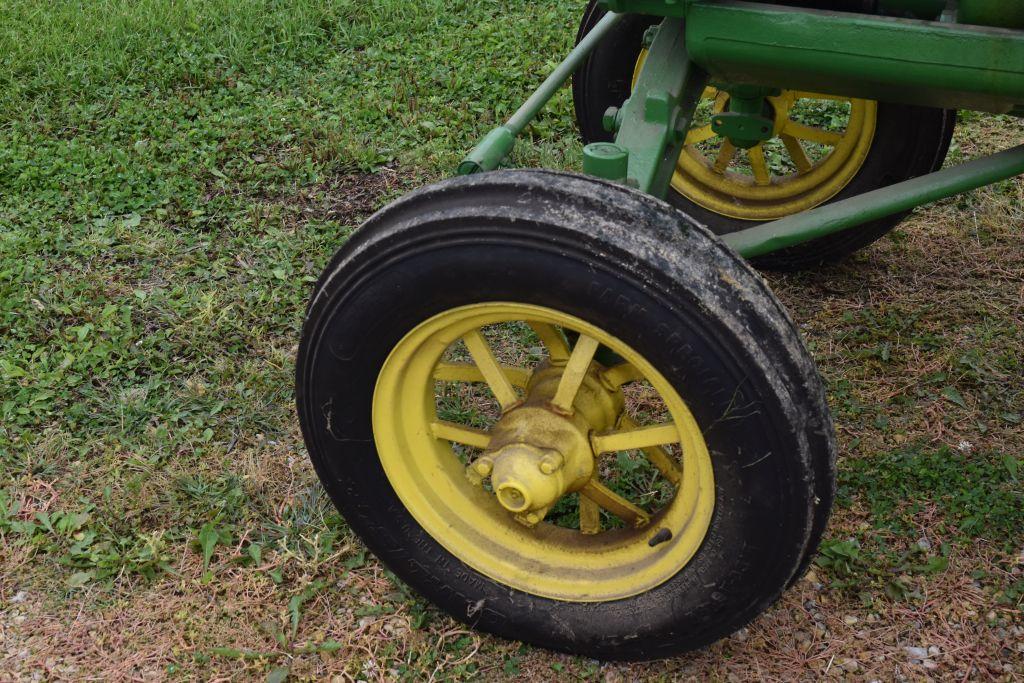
634, 55, 877, 221
373, 303, 715, 602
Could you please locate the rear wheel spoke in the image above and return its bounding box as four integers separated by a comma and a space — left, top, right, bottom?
713, 139, 737, 174
748, 144, 771, 186
685, 123, 717, 146
780, 133, 813, 173
783, 120, 842, 146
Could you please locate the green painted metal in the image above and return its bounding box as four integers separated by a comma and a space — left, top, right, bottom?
958, 0, 1024, 28
712, 86, 775, 148
610, 18, 707, 197
684, 1, 1024, 113
458, 11, 624, 175
602, 0, 947, 20
724, 144, 1024, 258
583, 143, 629, 182
710, 111, 773, 148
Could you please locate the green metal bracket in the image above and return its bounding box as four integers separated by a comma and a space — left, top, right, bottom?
684, 1, 1024, 113
603, 18, 707, 197
724, 144, 1024, 258
711, 112, 774, 149
458, 12, 625, 175
583, 142, 630, 182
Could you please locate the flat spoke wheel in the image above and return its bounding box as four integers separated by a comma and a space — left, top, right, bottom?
297, 170, 836, 659
673, 86, 878, 220
573, 4, 955, 271
376, 302, 713, 601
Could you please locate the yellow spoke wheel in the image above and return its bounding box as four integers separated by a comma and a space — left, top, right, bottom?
674, 89, 876, 220
573, 5, 954, 270
633, 53, 878, 221
374, 303, 714, 602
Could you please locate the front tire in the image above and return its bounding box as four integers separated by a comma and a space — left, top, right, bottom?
297, 170, 836, 659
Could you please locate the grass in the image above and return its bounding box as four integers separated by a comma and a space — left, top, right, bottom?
1, 0, 1022, 679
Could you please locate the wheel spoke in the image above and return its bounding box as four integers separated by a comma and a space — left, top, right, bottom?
782, 120, 842, 146
780, 133, 813, 173
550, 333, 600, 413
591, 422, 680, 454
619, 415, 682, 486
430, 421, 491, 449
713, 139, 736, 174
527, 322, 570, 362
601, 362, 643, 389
579, 496, 601, 535
685, 123, 716, 146
747, 144, 771, 186
462, 329, 520, 411
581, 480, 650, 528
434, 362, 531, 388
701, 85, 718, 100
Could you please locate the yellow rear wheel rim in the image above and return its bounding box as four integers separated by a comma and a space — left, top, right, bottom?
372, 303, 715, 602
633, 55, 877, 221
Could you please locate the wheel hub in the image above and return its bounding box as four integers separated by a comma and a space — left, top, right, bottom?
472, 361, 624, 526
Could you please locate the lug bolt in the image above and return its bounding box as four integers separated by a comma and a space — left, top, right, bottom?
602, 106, 620, 133
473, 458, 493, 477
538, 452, 564, 475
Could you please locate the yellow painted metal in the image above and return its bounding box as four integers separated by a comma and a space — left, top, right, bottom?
372, 303, 715, 602
633, 53, 877, 221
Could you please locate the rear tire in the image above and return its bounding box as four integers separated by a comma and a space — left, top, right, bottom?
297, 170, 836, 659
572, 3, 956, 271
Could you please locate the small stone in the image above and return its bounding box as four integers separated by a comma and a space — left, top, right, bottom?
840, 658, 860, 672
904, 646, 928, 660
928, 646, 941, 658
922, 660, 939, 670
733, 627, 749, 642
916, 537, 931, 551
10, 591, 28, 604
794, 630, 811, 644
986, 610, 998, 622
843, 615, 859, 625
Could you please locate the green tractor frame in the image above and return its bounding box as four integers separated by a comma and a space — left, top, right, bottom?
296, 0, 1024, 660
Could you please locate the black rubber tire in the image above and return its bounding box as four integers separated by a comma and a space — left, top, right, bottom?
296, 169, 836, 660
572, 3, 956, 271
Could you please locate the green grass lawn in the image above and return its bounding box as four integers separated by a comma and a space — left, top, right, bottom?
1, 0, 1022, 679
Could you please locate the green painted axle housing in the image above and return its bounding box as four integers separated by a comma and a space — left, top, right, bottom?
600, 0, 1024, 113
685, 1, 1024, 113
